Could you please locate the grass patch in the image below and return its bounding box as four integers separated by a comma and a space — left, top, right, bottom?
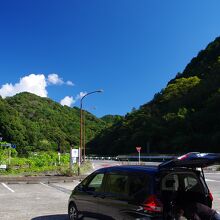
0, 151, 92, 176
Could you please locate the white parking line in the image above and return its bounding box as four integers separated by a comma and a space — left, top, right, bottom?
1, 183, 15, 193
205, 178, 220, 182
40, 182, 71, 194
40, 182, 50, 187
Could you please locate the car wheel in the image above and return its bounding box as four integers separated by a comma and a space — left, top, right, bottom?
68, 203, 78, 220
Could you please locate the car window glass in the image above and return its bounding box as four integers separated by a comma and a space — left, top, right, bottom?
105, 174, 128, 195
162, 174, 179, 191
183, 174, 202, 192
87, 173, 104, 192
129, 174, 150, 200
80, 175, 91, 187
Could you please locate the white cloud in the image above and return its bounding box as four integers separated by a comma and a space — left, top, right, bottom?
60, 92, 87, 107
47, 74, 75, 86
0, 73, 79, 107
76, 92, 87, 100
0, 74, 47, 98
60, 96, 75, 107
47, 73, 64, 85
66, 80, 74, 86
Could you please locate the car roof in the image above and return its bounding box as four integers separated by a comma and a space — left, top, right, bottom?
96, 165, 159, 175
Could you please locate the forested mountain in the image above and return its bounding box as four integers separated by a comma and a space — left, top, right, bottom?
101, 115, 124, 126
88, 37, 220, 155
0, 92, 106, 155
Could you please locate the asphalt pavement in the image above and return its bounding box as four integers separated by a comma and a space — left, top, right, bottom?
204, 173, 220, 211
0, 161, 219, 220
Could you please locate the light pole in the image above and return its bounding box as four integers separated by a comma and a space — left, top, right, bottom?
79, 90, 103, 163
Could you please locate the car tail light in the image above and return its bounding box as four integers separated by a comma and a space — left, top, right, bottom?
143, 195, 163, 213
209, 192, 213, 201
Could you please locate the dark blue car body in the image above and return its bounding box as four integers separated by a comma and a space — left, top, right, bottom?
68, 152, 220, 220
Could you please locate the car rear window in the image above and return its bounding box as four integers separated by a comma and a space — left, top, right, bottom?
105, 174, 129, 195
128, 173, 151, 201
104, 172, 151, 200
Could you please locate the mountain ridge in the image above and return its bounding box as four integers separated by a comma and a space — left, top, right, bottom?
88, 36, 220, 155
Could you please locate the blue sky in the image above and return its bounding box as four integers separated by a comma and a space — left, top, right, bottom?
0, 0, 220, 117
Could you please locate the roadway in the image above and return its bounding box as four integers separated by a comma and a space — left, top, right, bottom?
204, 173, 220, 211
0, 160, 219, 220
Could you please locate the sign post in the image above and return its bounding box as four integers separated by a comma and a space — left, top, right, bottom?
136, 146, 142, 165
70, 148, 80, 174
58, 152, 61, 165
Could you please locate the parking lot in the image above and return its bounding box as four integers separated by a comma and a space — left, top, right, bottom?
0, 181, 79, 220
0, 173, 220, 220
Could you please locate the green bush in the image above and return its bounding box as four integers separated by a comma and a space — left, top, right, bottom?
0, 151, 75, 176
58, 165, 78, 176
0, 149, 93, 176
80, 161, 92, 174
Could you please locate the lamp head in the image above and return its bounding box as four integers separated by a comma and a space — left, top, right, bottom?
97, 89, 104, 93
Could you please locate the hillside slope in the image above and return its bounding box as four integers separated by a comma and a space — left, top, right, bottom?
0, 92, 106, 154
88, 37, 220, 155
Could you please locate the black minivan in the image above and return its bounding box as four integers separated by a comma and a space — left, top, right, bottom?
68, 152, 220, 220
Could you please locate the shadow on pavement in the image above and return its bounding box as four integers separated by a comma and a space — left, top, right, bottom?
32, 214, 68, 220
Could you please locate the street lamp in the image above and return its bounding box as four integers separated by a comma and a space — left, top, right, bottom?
80, 89, 103, 163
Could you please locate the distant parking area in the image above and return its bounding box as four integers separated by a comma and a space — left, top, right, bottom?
0, 173, 219, 220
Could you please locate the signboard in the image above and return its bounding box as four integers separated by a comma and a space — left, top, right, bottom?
0, 164, 7, 169
136, 146, 142, 153
71, 157, 77, 164
71, 149, 79, 158
136, 146, 142, 165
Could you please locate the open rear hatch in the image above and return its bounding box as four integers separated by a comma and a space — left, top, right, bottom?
159, 152, 220, 169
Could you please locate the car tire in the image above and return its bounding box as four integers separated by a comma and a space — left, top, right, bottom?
68, 203, 78, 220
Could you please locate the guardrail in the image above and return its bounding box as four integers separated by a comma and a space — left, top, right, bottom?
116, 155, 177, 162
86, 156, 116, 160
86, 155, 177, 162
